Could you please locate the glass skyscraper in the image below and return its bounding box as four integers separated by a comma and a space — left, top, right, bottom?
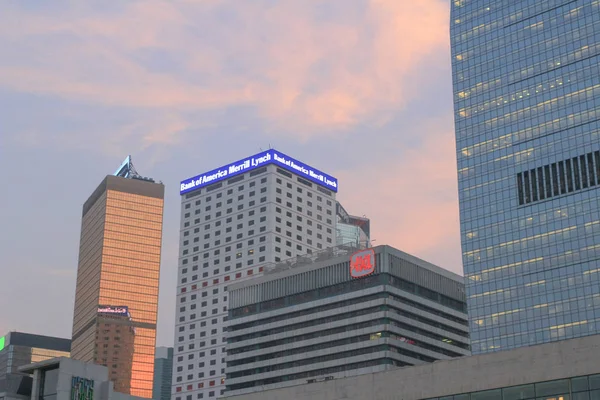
451, 1, 600, 354
71, 157, 164, 397
153, 347, 173, 400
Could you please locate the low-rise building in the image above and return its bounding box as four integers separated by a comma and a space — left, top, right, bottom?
13, 357, 147, 400
224, 245, 469, 396
0, 332, 70, 381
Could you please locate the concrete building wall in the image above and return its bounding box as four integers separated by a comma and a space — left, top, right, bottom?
222, 334, 600, 400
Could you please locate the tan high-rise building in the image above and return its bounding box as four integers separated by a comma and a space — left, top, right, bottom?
71, 157, 164, 398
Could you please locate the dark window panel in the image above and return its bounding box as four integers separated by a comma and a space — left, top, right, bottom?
559, 161, 567, 194
551, 163, 559, 196
523, 171, 531, 203
530, 169, 538, 202
565, 159, 574, 192
544, 165, 552, 198
573, 157, 581, 191
587, 153, 596, 187
517, 173, 524, 206
581, 155, 589, 188
595, 151, 600, 186
537, 167, 545, 200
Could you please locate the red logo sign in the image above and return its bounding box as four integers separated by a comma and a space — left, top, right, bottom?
350, 248, 375, 278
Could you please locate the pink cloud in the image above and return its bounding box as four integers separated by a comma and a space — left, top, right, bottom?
335, 116, 462, 274
0, 0, 449, 139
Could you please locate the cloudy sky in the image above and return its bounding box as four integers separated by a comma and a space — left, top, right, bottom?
0, 0, 459, 346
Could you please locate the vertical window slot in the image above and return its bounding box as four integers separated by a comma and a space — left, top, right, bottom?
544, 165, 552, 198
572, 157, 581, 191
517, 173, 524, 206
537, 167, 545, 200
523, 171, 531, 203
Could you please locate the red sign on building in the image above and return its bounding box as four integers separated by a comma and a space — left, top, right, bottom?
350, 248, 376, 278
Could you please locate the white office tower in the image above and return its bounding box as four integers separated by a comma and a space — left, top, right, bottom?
173, 150, 339, 399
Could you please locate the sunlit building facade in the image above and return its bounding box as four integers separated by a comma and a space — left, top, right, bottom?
451, 1, 600, 354
71, 157, 164, 397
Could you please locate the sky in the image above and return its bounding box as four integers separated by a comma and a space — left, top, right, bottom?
0, 0, 460, 347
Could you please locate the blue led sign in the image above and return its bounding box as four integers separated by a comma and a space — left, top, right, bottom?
180, 150, 338, 195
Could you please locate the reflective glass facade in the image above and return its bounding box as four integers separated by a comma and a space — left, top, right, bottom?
71, 176, 164, 397
153, 347, 173, 400
451, 0, 600, 353
335, 202, 370, 247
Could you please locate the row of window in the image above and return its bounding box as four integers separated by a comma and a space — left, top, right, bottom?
275, 168, 334, 198
226, 358, 392, 392
229, 298, 467, 346
176, 357, 223, 371
180, 267, 264, 294
518, 149, 600, 205
228, 344, 395, 379
181, 228, 267, 262
183, 197, 268, 227
184, 191, 267, 217
185, 188, 331, 216
227, 306, 466, 372
230, 273, 468, 324
183, 169, 268, 200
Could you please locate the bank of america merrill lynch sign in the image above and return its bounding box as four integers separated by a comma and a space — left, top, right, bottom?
350, 248, 375, 278
180, 149, 338, 195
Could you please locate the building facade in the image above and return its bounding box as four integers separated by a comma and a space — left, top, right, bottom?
152, 347, 173, 400
224, 245, 469, 397
70, 157, 165, 397
0, 332, 70, 381
335, 202, 370, 247
174, 150, 339, 399
220, 333, 600, 400
451, 1, 600, 353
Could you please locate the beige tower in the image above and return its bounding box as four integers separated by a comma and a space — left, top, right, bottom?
71, 157, 164, 398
